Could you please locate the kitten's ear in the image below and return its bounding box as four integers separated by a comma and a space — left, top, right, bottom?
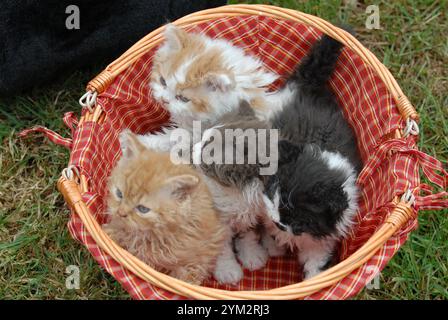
205, 73, 235, 92
119, 129, 145, 159
164, 24, 188, 51
163, 174, 199, 201
238, 100, 255, 117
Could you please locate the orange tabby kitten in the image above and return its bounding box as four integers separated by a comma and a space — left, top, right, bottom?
103, 131, 226, 284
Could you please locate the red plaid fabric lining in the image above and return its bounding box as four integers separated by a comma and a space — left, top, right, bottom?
23, 15, 447, 299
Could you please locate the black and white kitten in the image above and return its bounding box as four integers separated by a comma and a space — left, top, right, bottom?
264, 32, 362, 279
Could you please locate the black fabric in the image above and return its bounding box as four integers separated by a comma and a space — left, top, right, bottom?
0, 0, 227, 97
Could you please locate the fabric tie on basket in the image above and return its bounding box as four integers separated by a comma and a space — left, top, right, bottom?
414, 184, 448, 211
358, 138, 447, 211
359, 138, 447, 188
19, 112, 79, 149
19, 111, 83, 189
19, 126, 68, 151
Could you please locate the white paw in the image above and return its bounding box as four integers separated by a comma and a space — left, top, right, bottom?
300, 248, 334, 280
302, 259, 329, 280
235, 240, 268, 271
213, 257, 244, 285
261, 234, 286, 257
302, 266, 322, 280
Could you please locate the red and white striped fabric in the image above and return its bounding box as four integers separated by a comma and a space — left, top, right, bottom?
22, 15, 447, 299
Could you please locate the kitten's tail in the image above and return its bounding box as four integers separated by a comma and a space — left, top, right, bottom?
289, 27, 352, 89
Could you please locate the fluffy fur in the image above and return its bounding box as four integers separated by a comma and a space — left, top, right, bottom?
103, 131, 226, 285
264, 32, 362, 279
192, 101, 285, 282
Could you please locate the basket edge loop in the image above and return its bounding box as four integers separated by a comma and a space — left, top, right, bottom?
87, 70, 114, 95
385, 202, 415, 228
79, 91, 97, 112
57, 177, 83, 209
398, 95, 419, 121
403, 118, 420, 137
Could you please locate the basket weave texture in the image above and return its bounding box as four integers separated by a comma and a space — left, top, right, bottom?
21, 5, 447, 300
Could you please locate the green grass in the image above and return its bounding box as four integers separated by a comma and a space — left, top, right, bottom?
0, 71, 130, 299
1, 0, 446, 299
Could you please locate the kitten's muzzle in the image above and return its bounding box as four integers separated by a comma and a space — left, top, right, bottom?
117, 209, 128, 218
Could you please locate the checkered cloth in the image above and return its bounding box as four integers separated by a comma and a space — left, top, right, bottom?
21, 15, 447, 299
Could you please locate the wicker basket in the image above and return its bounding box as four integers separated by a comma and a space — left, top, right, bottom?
41, 4, 447, 299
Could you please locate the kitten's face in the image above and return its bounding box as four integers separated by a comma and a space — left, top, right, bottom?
108, 171, 175, 230
107, 131, 200, 230
150, 25, 241, 123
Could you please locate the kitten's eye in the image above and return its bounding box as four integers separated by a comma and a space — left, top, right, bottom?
136, 205, 150, 214
175, 94, 190, 103
160, 76, 167, 87
116, 188, 123, 199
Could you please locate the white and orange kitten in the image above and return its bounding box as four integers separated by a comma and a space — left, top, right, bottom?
139, 24, 290, 152
103, 131, 227, 285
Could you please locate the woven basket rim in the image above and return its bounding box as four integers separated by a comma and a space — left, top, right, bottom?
59, 4, 418, 299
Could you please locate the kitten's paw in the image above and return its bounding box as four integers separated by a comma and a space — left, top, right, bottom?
213, 257, 244, 285
171, 268, 205, 285
235, 239, 268, 271
261, 234, 286, 257
302, 259, 331, 280
302, 266, 322, 280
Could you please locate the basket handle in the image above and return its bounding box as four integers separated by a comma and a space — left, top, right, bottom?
85, 4, 418, 121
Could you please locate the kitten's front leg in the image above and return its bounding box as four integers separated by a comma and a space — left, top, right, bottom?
260, 192, 286, 258
299, 235, 337, 279
213, 236, 243, 285
261, 228, 286, 257
235, 229, 268, 271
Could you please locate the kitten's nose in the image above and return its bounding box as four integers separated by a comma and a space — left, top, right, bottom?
161, 98, 169, 105
118, 209, 127, 218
